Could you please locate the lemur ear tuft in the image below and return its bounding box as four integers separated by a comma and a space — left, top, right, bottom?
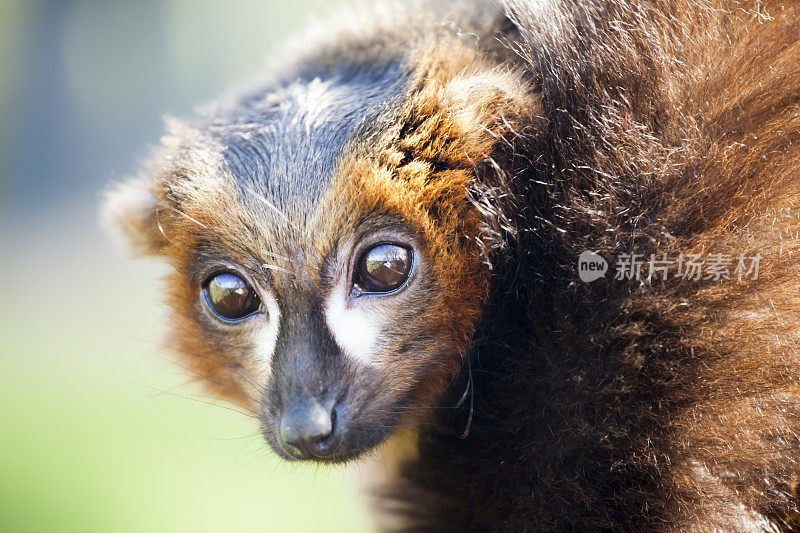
101, 177, 167, 256
439, 69, 541, 145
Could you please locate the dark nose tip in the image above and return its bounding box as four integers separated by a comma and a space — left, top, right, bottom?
278, 398, 335, 459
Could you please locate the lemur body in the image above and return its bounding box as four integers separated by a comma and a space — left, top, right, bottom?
104, 0, 800, 530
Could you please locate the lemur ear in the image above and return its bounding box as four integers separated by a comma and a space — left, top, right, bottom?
440, 70, 538, 141
101, 177, 167, 256
387, 55, 541, 183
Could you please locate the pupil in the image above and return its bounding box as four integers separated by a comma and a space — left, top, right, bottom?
360, 244, 410, 292
206, 273, 260, 320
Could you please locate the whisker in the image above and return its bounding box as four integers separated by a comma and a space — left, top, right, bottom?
175, 360, 260, 404
162, 204, 208, 229
458, 355, 474, 439
262, 250, 291, 262
123, 324, 264, 392
249, 190, 299, 230
145, 385, 258, 418
151, 210, 198, 253
230, 363, 264, 395
118, 332, 264, 401
206, 432, 263, 441
262, 263, 293, 274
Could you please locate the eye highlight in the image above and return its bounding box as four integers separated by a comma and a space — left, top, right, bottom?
203, 272, 264, 321
354, 243, 412, 294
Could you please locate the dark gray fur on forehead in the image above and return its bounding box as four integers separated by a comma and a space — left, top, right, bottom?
204, 62, 409, 212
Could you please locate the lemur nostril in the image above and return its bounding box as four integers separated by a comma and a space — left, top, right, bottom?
278, 398, 335, 459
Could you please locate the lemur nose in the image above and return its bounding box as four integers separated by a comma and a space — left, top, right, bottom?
278, 398, 335, 459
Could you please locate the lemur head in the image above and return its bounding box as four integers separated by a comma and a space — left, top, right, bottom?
104, 34, 538, 462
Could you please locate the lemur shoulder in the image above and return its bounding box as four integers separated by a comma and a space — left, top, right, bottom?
103, 0, 800, 530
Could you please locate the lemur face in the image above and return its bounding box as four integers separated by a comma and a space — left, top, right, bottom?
105, 44, 536, 462
188, 203, 468, 463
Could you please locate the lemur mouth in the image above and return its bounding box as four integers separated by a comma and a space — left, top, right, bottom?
270, 429, 371, 464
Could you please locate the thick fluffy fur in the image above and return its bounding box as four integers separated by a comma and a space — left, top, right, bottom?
104, 0, 800, 530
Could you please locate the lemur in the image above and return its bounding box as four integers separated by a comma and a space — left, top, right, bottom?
103, 0, 800, 529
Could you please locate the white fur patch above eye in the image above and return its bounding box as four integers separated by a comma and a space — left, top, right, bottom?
325, 287, 381, 366
253, 291, 282, 376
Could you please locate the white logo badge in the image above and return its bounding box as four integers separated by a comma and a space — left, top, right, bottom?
577, 251, 608, 282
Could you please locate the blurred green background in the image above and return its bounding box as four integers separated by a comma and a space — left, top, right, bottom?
0, 1, 376, 531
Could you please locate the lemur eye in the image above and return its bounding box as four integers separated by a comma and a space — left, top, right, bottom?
354, 244, 412, 294
203, 272, 264, 321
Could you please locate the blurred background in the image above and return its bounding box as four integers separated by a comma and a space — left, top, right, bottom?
0, 1, 376, 531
